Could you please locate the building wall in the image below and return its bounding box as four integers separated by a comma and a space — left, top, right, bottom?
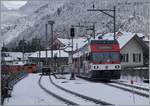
121, 38, 143, 68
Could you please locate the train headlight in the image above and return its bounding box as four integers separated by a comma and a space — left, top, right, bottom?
115, 65, 120, 69
94, 65, 99, 69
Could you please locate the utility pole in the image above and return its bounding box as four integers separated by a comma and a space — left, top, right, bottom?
48, 20, 55, 70
87, 5, 116, 40
38, 39, 41, 68
35, 38, 41, 69
45, 23, 48, 66
22, 38, 25, 63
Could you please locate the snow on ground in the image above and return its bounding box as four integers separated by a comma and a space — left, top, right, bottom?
120, 76, 149, 89
4, 73, 149, 105
4, 74, 64, 105
52, 74, 149, 105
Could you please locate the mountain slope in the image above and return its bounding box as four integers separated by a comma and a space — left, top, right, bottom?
1, 0, 149, 48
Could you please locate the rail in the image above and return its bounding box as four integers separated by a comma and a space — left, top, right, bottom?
38, 75, 78, 105
112, 81, 149, 91
105, 83, 149, 98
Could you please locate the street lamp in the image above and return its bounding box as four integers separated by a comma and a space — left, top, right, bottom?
48, 20, 55, 70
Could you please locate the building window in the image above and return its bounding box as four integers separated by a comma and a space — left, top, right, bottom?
122, 54, 128, 62
133, 53, 141, 62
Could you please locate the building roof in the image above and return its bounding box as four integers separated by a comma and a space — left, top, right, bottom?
96, 31, 149, 49
29, 50, 69, 58
57, 38, 70, 46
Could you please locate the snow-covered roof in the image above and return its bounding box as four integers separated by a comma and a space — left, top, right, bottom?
29, 50, 69, 58
96, 31, 147, 48
57, 38, 70, 46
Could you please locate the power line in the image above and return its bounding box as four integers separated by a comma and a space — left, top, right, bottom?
87, 5, 116, 40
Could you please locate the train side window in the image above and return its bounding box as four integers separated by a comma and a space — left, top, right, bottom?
120, 54, 123, 61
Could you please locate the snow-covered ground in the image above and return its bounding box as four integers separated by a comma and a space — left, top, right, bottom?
120, 75, 149, 91
119, 78, 149, 89
4, 74, 65, 105
4, 73, 149, 105
52, 74, 149, 105
108, 82, 149, 95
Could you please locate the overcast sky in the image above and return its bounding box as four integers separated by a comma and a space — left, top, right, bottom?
2, 1, 27, 9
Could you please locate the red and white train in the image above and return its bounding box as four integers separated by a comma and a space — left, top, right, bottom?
73, 39, 121, 80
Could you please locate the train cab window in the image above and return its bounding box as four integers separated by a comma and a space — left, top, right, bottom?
92, 52, 120, 63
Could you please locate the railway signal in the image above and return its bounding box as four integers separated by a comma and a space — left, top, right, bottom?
70, 27, 75, 37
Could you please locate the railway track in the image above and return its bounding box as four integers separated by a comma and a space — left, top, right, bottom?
38, 75, 78, 105
77, 76, 149, 98
111, 80, 149, 91
49, 75, 112, 105
105, 82, 149, 98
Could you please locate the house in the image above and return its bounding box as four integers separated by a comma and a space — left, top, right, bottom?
120, 34, 149, 68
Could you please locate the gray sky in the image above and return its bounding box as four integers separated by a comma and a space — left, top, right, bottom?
2, 1, 27, 9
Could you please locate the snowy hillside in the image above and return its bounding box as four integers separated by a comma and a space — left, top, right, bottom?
1, 3, 8, 11
1, 10, 26, 24
1, 0, 149, 48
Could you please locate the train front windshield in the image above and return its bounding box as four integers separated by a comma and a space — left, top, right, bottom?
92, 52, 120, 63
